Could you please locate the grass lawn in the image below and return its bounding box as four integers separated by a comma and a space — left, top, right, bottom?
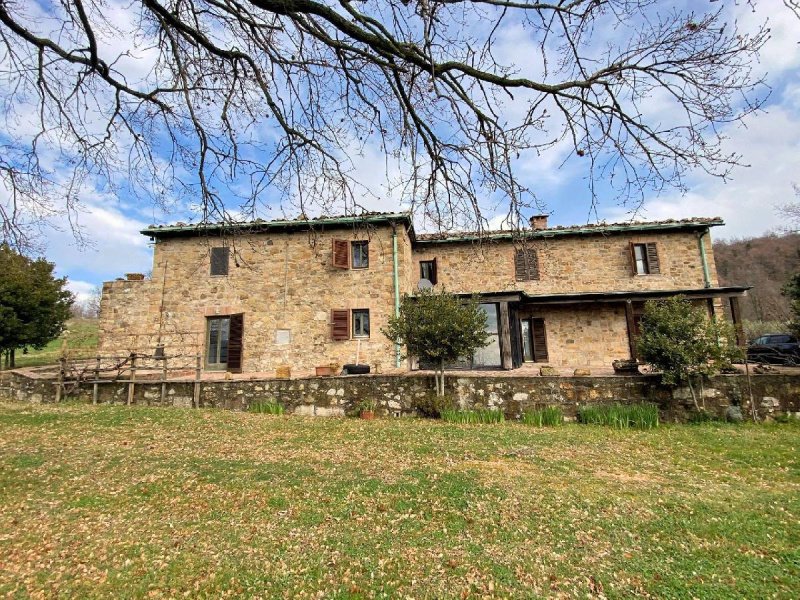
9, 319, 99, 369
0, 404, 798, 598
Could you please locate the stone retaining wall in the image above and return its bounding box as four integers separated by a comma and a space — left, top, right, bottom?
2, 370, 798, 422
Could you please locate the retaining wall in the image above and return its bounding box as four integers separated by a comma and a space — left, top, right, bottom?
1, 370, 798, 422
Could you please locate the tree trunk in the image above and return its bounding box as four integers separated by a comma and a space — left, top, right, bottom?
438, 359, 445, 396
687, 375, 699, 411
10, 348, 15, 369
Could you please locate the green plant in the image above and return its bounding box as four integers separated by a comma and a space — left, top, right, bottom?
577, 403, 659, 430
250, 400, 285, 415
636, 296, 744, 408
521, 406, 563, 427
356, 398, 378, 413
440, 408, 505, 424
412, 392, 457, 418
383, 289, 490, 396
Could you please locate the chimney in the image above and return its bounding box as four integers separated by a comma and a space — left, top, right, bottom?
530, 214, 549, 230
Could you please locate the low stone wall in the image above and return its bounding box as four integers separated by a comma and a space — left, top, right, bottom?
2, 369, 798, 421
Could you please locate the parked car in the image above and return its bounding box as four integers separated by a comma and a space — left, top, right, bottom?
746, 334, 800, 365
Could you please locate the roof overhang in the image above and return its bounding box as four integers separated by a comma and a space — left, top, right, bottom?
141, 212, 413, 239
447, 286, 750, 305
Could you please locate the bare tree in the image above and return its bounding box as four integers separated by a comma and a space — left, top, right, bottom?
0, 0, 793, 250
776, 184, 800, 232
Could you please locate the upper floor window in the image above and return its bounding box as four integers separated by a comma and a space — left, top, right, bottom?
332, 239, 369, 269
514, 248, 539, 281
630, 242, 660, 275
352, 309, 370, 338
351, 241, 369, 269
420, 259, 437, 284
210, 247, 230, 276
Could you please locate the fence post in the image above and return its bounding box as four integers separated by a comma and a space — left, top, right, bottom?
193, 353, 201, 408
55, 357, 66, 403
127, 353, 137, 406
92, 355, 100, 405
160, 354, 168, 406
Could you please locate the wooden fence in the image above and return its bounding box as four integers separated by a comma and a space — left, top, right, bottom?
55, 351, 204, 407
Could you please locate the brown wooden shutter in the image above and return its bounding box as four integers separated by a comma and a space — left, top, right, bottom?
210, 247, 229, 275
430, 258, 438, 285
645, 242, 660, 274
629, 242, 638, 276
332, 239, 349, 269
514, 249, 539, 281
227, 313, 244, 372
531, 317, 549, 362
331, 309, 350, 340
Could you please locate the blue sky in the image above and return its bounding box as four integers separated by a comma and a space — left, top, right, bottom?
3, 1, 800, 304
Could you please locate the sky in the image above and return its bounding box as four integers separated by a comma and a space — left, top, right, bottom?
2, 0, 800, 305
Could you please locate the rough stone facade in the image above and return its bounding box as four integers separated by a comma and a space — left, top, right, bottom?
3, 370, 798, 423
98, 214, 740, 374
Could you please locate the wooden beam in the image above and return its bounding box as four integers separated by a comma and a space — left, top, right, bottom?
729, 297, 745, 347
498, 301, 513, 370
625, 301, 637, 361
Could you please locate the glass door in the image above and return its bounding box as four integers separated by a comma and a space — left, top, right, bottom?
520, 319, 533, 362
206, 316, 231, 369
473, 303, 502, 368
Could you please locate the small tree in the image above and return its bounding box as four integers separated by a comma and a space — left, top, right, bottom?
383, 289, 489, 396
0, 244, 74, 368
782, 272, 800, 336
636, 296, 743, 408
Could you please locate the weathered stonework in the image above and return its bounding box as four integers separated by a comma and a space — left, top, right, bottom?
3, 370, 799, 423
98, 215, 740, 373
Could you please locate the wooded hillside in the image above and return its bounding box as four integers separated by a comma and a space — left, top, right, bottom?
714, 232, 800, 323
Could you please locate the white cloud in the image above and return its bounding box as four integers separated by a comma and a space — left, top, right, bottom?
65, 279, 97, 304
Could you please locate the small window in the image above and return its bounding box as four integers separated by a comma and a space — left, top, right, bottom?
210, 247, 230, 276
631, 242, 660, 275
420, 259, 437, 284
514, 249, 539, 281
352, 309, 370, 338
351, 241, 369, 269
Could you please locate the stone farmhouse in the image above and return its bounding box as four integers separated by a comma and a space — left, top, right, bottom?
98, 212, 749, 375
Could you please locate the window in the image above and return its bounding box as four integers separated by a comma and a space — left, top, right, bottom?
210, 247, 229, 276
205, 314, 243, 371
514, 248, 539, 281
630, 242, 660, 275
351, 241, 369, 269
420, 259, 437, 284
520, 317, 549, 362
352, 309, 370, 338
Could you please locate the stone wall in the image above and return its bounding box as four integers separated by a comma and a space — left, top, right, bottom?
100, 224, 413, 375
3, 370, 798, 423
412, 230, 718, 295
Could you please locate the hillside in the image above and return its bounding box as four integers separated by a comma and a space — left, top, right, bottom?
714, 232, 800, 323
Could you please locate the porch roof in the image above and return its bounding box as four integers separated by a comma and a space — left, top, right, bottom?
461, 286, 751, 305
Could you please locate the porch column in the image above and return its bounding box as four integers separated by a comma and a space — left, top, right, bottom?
499, 301, 513, 370
729, 296, 745, 347
625, 300, 637, 361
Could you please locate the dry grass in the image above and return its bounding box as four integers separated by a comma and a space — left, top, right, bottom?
0, 403, 798, 598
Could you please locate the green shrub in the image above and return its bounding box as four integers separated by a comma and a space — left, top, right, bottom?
521, 406, 563, 427
440, 408, 505, 424
250, 400, 285, 415
687, 409, 722, 424
577, 403, 659, 430
412, 392, 457, 418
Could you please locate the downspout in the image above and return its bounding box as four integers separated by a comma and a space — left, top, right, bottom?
698, 230, 711, 289
392, 225, 402, 368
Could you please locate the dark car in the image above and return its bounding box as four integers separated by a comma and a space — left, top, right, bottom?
747, 334, 800, 365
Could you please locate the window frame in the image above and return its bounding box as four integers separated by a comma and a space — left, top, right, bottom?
205, 315, 231, 370
632, 243, 649, 275
351, 308, 370, 338
419, 259, 437, 285
210, 246, 230, 276
351, 240, 369, 269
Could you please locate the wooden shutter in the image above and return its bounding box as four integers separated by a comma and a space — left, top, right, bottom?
629, 242, 638, 275
331, 309, 350, 340
210, 247, 229, 275
430, 258, 437, 285
531, 317, 549, 362
645, 242, 660, 274
332, 239, 349, 269
227, 313, 244, 372
514, 249, 539, 281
